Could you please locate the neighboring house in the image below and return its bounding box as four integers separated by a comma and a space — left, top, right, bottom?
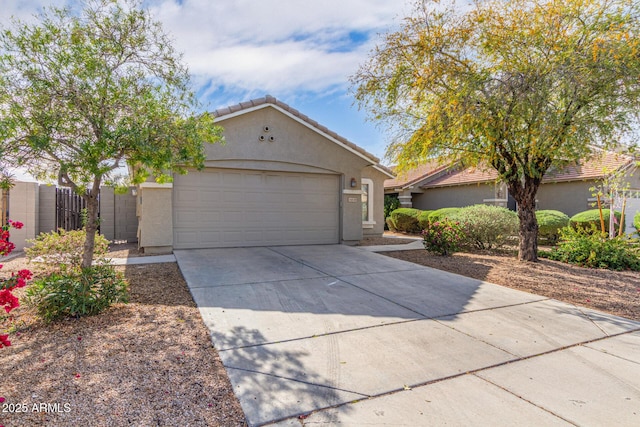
385, 151, 639, 219
137, 96, 394, 253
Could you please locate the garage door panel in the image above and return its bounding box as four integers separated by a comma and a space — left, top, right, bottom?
174, 169, 339, 248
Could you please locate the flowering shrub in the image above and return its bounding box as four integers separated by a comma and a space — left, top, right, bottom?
422, 220, 464, 256
1, 219, 32, 348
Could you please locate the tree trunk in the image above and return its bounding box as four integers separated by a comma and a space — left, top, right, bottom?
517, 200, 538, 262
508, 177, 540, 262
81, 189, 100, 269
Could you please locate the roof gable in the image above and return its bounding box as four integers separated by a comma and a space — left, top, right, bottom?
384, 160, 450, 190
213, 95, 394, 178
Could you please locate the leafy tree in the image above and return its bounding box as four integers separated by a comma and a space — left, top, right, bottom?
352, 0, 640, 261
0, 0, 223, 268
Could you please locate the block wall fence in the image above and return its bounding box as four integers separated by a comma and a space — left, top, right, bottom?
5, 181, 138, 251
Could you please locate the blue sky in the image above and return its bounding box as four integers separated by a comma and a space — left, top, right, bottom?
2, 0, 413, 179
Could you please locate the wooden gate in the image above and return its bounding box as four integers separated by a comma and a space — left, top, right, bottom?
56, 188, 87, 231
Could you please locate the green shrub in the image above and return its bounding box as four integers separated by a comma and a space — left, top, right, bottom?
25, 265, 129, 322
26, 228, 110, 270
422, 219, 465, 256
384, 195, 401, 222
417, 210, 433, 230
385, 217, 397, 232
451, 204, 518, 249
569, 209, 624, 235
634, 211, 640, 235
541, 226, 640, 271
389, 208, 422, 233
536, 210, 570, 244
428, 208, 462, 224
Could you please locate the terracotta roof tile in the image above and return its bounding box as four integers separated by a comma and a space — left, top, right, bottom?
421, 152, 635, 189
384, 160, 449, 189
422, 166, 497, 188
543, 151, 634, 182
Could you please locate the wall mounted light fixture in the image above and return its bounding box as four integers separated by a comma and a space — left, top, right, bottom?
350, 177, 357, 188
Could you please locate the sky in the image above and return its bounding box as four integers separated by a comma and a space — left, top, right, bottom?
1, 0, 415, 182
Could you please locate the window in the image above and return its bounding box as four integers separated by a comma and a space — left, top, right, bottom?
362, 178, 375, 228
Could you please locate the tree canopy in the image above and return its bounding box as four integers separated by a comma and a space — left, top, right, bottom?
0, 0, 223, 267
352, 0, 640, 261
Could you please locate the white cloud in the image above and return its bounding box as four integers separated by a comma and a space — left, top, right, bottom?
148, 0, 408, 97
1, 0, 409, 99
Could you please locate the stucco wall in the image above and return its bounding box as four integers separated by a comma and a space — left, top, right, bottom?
362, 166, 387, 236
413, 183, 495, 211
100, 187, 138, 242
38, 185, 56, 234
536, 181, 595, 216
137, 185, 173, 253
201, 106, 377, 243
8, 182, 39, 251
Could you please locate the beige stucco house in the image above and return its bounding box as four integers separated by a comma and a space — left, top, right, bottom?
137, 96, 394, 253
385, 151, 639, 218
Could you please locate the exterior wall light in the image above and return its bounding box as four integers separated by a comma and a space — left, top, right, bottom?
350, 177, 357, 188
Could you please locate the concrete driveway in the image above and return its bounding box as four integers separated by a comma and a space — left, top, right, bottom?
174, 245, 640, 426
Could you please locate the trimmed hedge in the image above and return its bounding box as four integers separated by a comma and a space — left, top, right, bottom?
451, 204, 518, 249
428, 208, 462, 224
536, 210, 570, 244
635, 211, 640, 235
386, 217, 397, 232
570, 209, 624, 234
417, 210, 433, 230
388, 208, 422, 233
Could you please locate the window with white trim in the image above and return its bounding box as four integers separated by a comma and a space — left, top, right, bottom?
362, 178, 375, 228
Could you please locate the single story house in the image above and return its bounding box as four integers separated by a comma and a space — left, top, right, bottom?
137, 96, 394, 254
385, 151, 639, 219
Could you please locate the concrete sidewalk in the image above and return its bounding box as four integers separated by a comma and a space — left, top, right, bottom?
106, 254, 176, 265
359, 239, 424, 252
175, 244, 640, 426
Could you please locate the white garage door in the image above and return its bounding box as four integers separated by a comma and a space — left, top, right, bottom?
173, 168, 340, 249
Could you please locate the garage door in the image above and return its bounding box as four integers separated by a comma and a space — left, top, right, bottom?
173, 168, 340, 248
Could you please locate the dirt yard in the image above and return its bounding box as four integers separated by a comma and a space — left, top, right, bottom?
360, 237, 640, 321
0, 255, 247, 427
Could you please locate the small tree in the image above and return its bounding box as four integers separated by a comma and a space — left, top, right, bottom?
0, 0, 223, 268
352, 0, 640, 261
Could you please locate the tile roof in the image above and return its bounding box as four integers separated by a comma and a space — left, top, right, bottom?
213, 95, 395, 178
422, 166, 498, 188
384, 160, 450, 189
422, 152, 635, 189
